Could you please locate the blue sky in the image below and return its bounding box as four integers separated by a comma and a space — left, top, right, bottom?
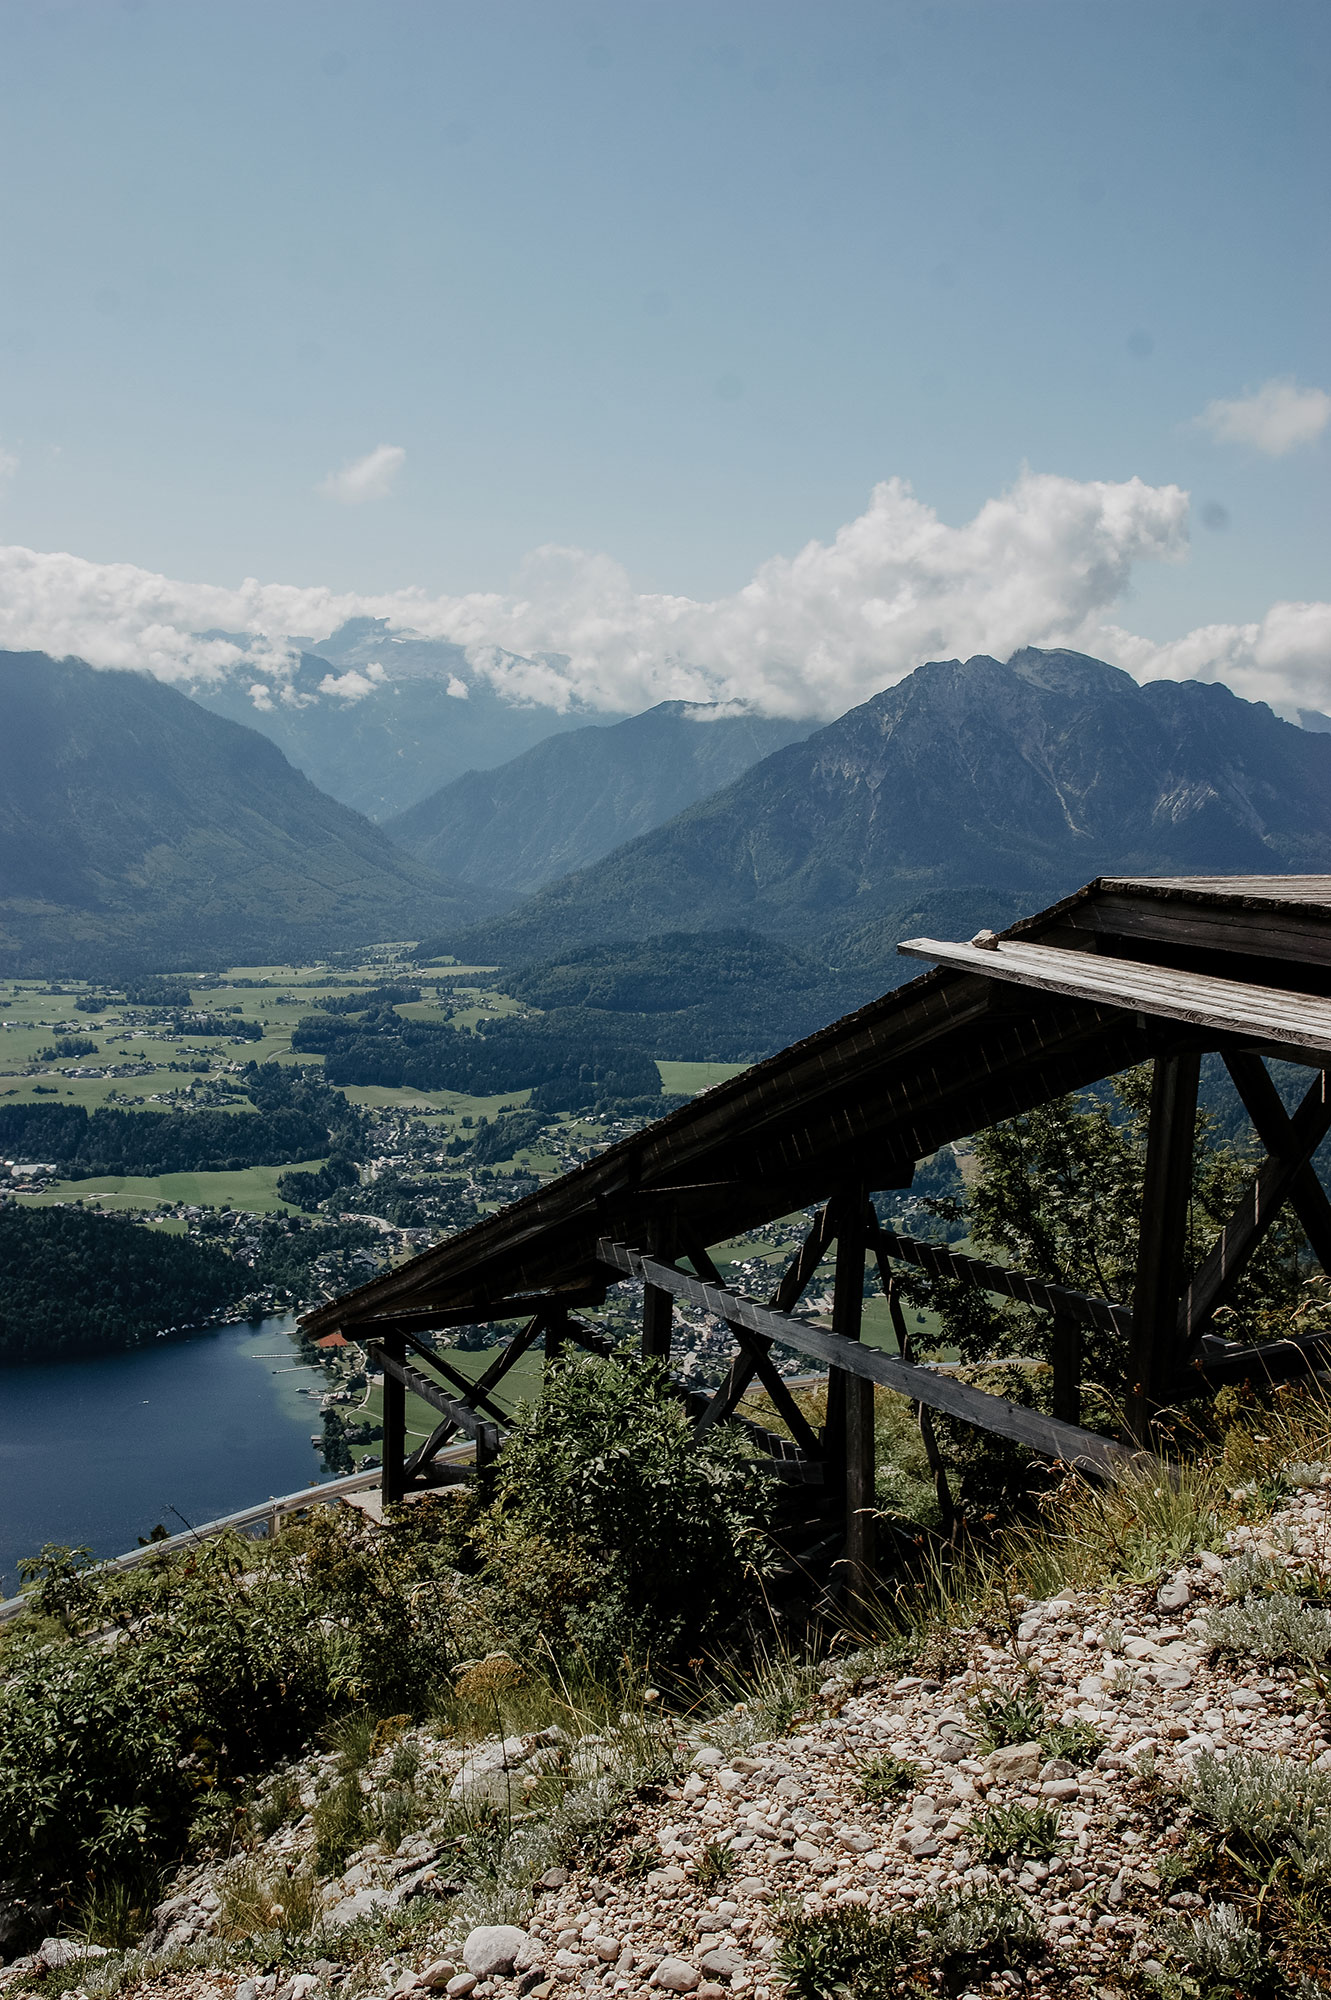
0, 0, 1326, 718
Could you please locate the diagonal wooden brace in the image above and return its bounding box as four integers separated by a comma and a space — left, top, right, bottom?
683, 1236, 823, 1456
1180, 1066, 1331, 1357
1224, 1053, 1331, 1271
693, 1206, 834, 1436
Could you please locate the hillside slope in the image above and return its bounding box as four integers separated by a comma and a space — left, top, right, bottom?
0, 651, 493, 974
437, 647, 1331, 969
385, 701, 813, 894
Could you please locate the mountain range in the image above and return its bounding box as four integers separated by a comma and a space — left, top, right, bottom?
11, 642, 1331, 1002
0, 651, 490, 976
190, 621, 592, 820
384, 701, 812, 895
434, 647, 1331, 972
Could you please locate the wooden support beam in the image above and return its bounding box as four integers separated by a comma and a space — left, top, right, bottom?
692, 1205, 834, 1435
380, 1331, 407, 1506
1052, 1314, 1083, 1426
683, 1237, 824, 1458
870, 1223, 1130, 1336
369, 1342, 502, 1458
404, 1414, 459, 1478
1127, 1051, 1201, 1444
1223, 1053, 1331, 1269
400, 1337, 511, 1428
462, 1313, 546, 1407
599, 1240, 1131, 1476
829, 1194, 873, 1604
327, 1288, 607, 1338
883, 1279, 954, 1534
1179, 1066, 1331, 1358
641, 1217, 677, 1363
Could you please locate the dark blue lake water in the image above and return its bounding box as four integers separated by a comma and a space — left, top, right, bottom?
0, 1316, 331, 1592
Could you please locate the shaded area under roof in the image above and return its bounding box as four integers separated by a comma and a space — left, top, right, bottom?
302, 875, 1331, 1339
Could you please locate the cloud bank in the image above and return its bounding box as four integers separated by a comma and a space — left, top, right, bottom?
0, 468, 1327, 720
1197, 378, 1331, 457
319, 443, 406, 503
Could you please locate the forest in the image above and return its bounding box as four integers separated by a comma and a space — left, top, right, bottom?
0, 1206, 244, 1361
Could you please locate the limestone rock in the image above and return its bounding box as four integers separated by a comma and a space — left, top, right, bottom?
653, 1959, 701, 1993
463, 1926, 530, 1977
984, 1740, 1043, 1783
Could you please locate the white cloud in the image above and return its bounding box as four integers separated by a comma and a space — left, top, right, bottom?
0, 464, 1327, 719
318, 443, 406, 503
445, 674, 469, 699
1197, 378, 1331, 456
318, 662, 387, 702
0, 446, 18, 480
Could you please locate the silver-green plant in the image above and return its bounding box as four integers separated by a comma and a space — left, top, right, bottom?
1187, 1748, 1331, 1882
1202, 1592, 1331, 1665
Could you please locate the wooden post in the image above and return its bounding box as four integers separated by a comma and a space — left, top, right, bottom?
641, 1218, 677, 1363
830, 1193, 873, 1606
885, 1279, 955, 1534
1051, 1314, 1082, 1427
381, 1330, 407, 1506
474, 1420, 500, 1503
544, 1305, 567, 1366
1127, 1050, 1200, 1445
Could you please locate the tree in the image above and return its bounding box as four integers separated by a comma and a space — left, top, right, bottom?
918, 1064, 1309, 1404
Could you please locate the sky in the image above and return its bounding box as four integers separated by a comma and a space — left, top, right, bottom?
0, 0, 1327, 719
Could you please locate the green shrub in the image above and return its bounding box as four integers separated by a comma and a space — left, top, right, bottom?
859, 1753, 922, 1802
967, 1685, 1045, 1750
775, 1885, 1041, 1998
0, 1501, 468, 1902
485, 1355, 779, 1671
969, 1800, 1062, 1863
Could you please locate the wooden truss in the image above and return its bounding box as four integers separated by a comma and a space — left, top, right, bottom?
302, 874, 1331, 1598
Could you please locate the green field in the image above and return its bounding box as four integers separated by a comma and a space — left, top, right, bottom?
657, 1059, 750, 1096
15, 1160, 327, 1215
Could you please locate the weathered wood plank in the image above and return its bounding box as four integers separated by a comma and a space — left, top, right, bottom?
897, 937, 1331, 1058
598, 1240, 1132, 1475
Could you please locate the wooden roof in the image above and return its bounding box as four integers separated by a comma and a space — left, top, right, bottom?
301, 875, 1331, 1339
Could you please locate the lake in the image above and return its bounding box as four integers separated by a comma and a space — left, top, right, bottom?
0, 1315, 333, 1593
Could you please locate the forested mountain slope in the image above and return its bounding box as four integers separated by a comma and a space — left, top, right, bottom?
0, 651, 494, 975
385, 701, 812, 894
436, 648, 1331, 971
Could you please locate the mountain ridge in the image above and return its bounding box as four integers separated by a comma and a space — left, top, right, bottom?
0, 650, 496, 976
385, 700, 814, 895
428, 647, 1331, 970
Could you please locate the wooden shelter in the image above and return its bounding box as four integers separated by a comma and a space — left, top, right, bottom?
301, 875, 1331, 1595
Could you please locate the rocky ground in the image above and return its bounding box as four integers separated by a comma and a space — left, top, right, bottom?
7, 1472, 1330, 2000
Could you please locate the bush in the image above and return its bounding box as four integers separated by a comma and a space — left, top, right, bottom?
969, 1800, 1062, 1863
0, 1502, 469, 1902
1203, 1586, 1331, 1665
1186, 1749, 1331, 1882
484, 1355, 779, 1671
775, 1885, 1041, 1998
